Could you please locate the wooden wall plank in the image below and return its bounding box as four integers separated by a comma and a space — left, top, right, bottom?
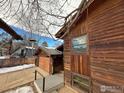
62, 0, 124, 93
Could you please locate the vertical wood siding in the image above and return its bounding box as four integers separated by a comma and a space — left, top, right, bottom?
71, 55, 90, 76
39, 57, 51, 73
63, 10, 90, 86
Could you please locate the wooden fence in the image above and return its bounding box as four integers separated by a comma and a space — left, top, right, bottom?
0, 57, 36, 68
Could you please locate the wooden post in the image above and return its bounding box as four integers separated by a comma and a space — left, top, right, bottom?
43, 77, 45, 92
35, 70, 37, 80
36, 71, 46, 92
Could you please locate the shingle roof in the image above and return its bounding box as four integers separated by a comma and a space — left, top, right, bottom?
41, 47, 62, 56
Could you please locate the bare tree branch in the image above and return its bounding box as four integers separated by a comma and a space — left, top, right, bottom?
0, 0, 82, 41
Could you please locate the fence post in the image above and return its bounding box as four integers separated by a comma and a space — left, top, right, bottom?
35, 70, 37, 80
43, 77, 45, 92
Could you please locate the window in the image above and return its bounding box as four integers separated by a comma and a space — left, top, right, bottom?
72, 35, 87, 52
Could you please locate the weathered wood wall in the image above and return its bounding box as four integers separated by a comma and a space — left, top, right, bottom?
0, 57, 35, 68
63, 0, 124, 92
63, 34, 72, 86
63, 9, 90, 86
88, 0, 124, 93
39, 56, 51, 73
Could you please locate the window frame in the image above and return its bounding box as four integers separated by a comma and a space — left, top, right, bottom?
71, 34, 88, 53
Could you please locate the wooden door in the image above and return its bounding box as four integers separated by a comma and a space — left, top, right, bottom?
71, 54, 90, 76
71, 53, 91, 93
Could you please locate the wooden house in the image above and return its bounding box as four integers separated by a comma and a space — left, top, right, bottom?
36, 47, 63, 74
56, 0, 124, 93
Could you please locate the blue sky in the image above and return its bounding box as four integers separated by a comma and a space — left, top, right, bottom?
0, 26, 63, 47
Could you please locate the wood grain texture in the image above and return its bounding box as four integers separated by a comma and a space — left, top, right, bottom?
88, 0, 124, 92
39, 57, 51, 73
62, 0, 124, 92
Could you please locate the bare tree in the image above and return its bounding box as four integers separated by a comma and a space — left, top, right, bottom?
0, 0, 83, 41
41, 41, 48, 47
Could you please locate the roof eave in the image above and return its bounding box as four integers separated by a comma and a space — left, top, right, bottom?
0, 18, 23, 40
55, 0, 94, 39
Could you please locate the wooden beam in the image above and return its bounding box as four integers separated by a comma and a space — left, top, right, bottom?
0, 18, 23, 40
